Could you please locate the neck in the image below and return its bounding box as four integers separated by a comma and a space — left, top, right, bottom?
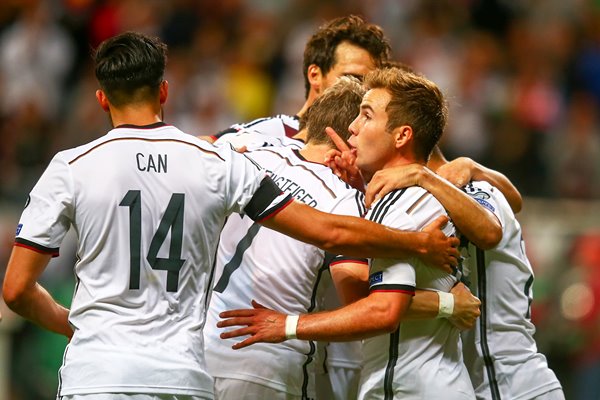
108, 103, 163, 127
299, 142, 330, 164
296, 89, 319, 119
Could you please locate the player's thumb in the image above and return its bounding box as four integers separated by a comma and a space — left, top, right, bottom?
424, 215, 450, 232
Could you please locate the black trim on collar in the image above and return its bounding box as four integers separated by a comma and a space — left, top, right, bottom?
115, 122, 168, 130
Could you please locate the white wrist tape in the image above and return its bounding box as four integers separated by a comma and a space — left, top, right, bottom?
437, 291, 454, 319
285, 315, 299, 339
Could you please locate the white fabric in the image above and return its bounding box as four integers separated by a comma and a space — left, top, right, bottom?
61, 394, 208, 400
213, 378, 302, 400
460, 181, 563, 400
358, 187, 475, 400
16, 123, 286, 397
204, 146, 366, 399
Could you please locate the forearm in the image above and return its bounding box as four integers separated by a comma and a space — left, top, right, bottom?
470, 162, 522, 214
419, 170, 501, 249
6, 283, 72, 337
403, 289, 439, 320
263, 201, 428, 259
296, 292, 410, 341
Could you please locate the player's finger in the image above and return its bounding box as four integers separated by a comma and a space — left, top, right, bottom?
220, 326, 254, 339
365, 180, 384, 208
325, 127, 351, 152
423, 215, 450, 232
217, 313, 254, 325
251, 299, 267, 309
219, 308, 259, 318
231, 336, 259, 350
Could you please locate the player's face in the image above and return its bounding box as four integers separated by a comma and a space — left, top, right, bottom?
320, 42, 376, 91
348, 88, 396, 182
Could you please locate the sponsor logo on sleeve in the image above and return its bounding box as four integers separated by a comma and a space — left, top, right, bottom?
15, 223, 23, 236
475, 197, 495, 213
369, 271, 383, 286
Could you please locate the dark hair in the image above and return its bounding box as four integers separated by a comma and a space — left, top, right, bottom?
93, 31, 167, 106
302, 15, 391, 98
365, 67, 448, 162
305, 76, 366, 146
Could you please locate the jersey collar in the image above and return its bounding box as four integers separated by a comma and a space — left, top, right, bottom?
114, 122, 168, 130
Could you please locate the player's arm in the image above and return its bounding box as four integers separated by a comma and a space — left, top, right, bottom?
434, 157, 522, 214
257, 199, 459, 271
366, 164, 502, 250
330, 260, 370, 305
218, 291, 412, 349
403, 284, 481, 330
2, 246, 72, 338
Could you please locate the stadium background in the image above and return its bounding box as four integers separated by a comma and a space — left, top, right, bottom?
0, 0, 598, 399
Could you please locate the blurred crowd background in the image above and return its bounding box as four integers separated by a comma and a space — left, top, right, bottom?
0, 0, 598, 399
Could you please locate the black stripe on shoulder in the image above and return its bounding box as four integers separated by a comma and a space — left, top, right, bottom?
370, 189, 406, 224
243, 117, 270, 128
213, 127, 239, 139
15, 238, 60, 257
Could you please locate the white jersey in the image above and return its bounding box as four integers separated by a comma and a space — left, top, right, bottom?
460, 181, 563, 400
214, 127, 304, 152
14, 123, 291, 398
358, 187, 475, 400
204, 146, 367, 399
212, 114, 300, 142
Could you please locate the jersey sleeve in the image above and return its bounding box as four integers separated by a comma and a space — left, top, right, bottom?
15, 154, 74, 256
364, 191, 418, 295
222, 147, 292, 221
463, 181, 504, 227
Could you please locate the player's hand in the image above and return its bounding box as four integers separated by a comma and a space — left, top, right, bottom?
448, 283, 481, 330
365, 164, 429, 208
435, 157, 475, 188
421, 216, 460, 273
324, 127, 365, 191
218, 300, 287, 349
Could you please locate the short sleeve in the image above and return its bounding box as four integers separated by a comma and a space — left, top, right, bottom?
463, 181, 504, 227
15, 154, 74, 256
221, 147, 292, 221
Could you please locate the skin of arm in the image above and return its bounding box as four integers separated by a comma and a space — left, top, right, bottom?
260, 200, 459, 271
330, 260, 481, 331
366, 164, 502, 250
218, 291, 412, 349
330, 261, 370, 305
434, 157, 522, 214
403, 283, 481, 330
2, 246, 73, 338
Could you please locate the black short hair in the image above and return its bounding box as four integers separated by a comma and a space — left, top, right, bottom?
302, 15, 391, 98
93, 32, 167, 107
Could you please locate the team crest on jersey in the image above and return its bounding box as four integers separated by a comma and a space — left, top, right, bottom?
474, 197, 495, 213
369, 271, 383, 285
15, 223, 23, 236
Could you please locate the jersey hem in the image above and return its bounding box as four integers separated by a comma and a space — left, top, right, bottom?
210, 373, 305, 397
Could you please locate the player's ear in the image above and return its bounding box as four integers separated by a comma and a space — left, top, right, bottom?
307, 64, 323, 94
95, 90, 110, 112
159, 80, 168, 105
393, 125, 412, 149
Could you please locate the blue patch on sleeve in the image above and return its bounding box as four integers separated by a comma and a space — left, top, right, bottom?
475, 198, 495, 213
15, 223, 23, 236
369, 271, 383, 285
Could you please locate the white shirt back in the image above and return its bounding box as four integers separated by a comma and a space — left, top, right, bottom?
15, 123, 286, 397
204, 146, 366, 398
460, 181, 562, 400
